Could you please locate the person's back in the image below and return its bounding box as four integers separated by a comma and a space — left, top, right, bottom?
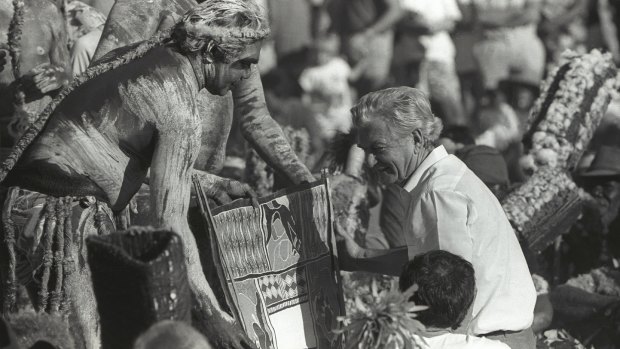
5, 44, 199, 210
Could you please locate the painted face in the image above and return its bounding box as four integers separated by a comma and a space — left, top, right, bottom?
356, 118, 415, 185
205, 41, 261, 96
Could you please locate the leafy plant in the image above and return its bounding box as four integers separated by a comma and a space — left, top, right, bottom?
336, 277, 427, 349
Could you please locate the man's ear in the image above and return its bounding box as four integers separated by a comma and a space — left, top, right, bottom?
412, 129, 424, 148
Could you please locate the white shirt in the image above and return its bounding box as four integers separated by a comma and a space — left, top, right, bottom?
423, 333, 511, 349
403, 146, 536, 335
400, 0, 461, 63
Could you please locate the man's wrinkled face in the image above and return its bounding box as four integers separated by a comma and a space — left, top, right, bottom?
206, 41, 261, 96
356, 118, 415, 185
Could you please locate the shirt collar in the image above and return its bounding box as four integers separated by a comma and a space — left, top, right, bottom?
403, 145, 449, 192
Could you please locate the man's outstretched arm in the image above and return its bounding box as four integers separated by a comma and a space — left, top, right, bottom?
232, 67, 314, 185
150, 121, 256, 349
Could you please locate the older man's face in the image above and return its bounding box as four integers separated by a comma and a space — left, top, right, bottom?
357, 118, 415, 185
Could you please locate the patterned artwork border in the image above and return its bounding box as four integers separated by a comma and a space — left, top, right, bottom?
209, 178, 345, 349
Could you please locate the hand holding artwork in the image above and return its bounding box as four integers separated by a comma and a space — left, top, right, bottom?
334, 222, 365, 271
197, 171, 259, 207
200, 311, 258, 349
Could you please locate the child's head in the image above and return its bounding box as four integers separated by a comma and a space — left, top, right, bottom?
399, 250, 476, 330
133, 321, 211, 349
315, 33, 340, 65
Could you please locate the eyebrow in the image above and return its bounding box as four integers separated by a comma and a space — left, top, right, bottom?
358, 142, 386, 153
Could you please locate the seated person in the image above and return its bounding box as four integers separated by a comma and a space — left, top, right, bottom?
399, 250, 509, 348
340, 87, 536, 349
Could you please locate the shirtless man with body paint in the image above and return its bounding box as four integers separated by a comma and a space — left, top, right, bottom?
0, 1, 313, 348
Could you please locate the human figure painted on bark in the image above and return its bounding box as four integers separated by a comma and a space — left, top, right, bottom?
0, 1, 313, 348
0, 0, 71, 144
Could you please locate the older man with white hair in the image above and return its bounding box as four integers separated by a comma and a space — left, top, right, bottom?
340, 87, 537, 349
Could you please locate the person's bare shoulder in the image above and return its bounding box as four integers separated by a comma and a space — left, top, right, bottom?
117, 46, 201, 131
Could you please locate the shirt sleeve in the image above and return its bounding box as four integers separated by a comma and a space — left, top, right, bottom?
409, 190, 474, 261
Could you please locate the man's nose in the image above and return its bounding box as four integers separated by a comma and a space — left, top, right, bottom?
242, 68, 253, 80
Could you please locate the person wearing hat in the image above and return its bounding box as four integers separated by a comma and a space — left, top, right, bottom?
578, 145, 620, 232
570, 145, 620, 269
456, 144, 511, 199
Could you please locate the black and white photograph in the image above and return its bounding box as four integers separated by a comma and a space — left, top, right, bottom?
1, 0, 619, 348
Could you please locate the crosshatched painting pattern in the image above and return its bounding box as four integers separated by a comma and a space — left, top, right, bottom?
211, 181, 343, 349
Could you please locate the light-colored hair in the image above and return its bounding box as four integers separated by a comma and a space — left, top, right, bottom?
133, 321, 211, 349
0, 0, 269, 183
172, 0, 270, 63
351, 87, 443, 143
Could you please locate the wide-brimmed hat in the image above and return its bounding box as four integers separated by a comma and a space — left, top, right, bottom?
579, 145, 620, 178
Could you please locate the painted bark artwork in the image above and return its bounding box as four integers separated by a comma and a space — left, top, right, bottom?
198, 178, 344, 349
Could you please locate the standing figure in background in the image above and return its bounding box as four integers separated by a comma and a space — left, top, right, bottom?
299, 33, 365, 152
400, 0, 466, 126
453, 0, 483, 120
0, 0, 71, 145
539, 0, 588, 67
328, 0, 402, 95
67, 1, 106, 76
464, 0, 544, 98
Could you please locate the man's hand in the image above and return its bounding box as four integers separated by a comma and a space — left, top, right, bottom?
200, 311, 258, 349
23, 63, 68, 94
204, 176, 259, 207
334, 222, 366, 272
